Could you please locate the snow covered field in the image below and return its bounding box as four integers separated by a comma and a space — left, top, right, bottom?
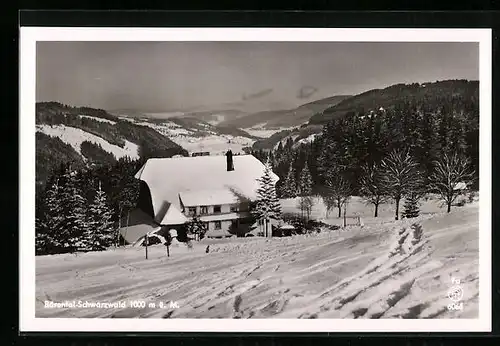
36, 124, 140, 160
242, 125, 295, 138
104, 117, 255, 155
134, 121, 195, 136
35, 197, 479, 319
170, 135, 255, 155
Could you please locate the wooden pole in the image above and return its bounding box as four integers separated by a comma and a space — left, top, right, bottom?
145, 234, 148, 259
343, 203, 346, 228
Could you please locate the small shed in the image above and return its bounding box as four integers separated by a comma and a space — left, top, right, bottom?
454, 182, 468, 191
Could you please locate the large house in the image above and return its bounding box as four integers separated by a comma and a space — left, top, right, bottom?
119, 151, 279, 245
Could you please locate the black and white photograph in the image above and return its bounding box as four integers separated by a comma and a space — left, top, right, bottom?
20, 28, 491, 332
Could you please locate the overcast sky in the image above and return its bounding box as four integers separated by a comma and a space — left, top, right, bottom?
36, 41, 479, 112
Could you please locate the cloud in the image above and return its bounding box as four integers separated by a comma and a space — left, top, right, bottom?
297, 86, 318, 99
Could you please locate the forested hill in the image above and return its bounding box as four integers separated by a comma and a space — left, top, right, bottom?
252, 79, 479, 151
248, 79, 479, 197
35, 102, 188, 190
309, 79, 479, 125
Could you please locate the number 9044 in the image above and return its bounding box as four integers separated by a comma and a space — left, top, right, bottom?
448, 302, 463, 311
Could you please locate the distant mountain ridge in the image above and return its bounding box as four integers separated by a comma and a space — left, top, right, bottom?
218, 94, 351, 129
111, 93, 351, 128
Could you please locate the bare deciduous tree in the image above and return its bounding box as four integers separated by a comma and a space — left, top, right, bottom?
359, 162, 388, 217
322, 194, 337, 219
381, 150, 422, 220
297, 195, 315, 221
429, 152, 475, 213
323, 171, 352, 218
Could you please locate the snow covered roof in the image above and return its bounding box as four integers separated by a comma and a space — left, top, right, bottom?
179, 188, 245, 207
453, 182, 468, 190
279, 223, 295, 230
135, 154, 278, 225
120, 223, 161, 245
157, 202, 188, 225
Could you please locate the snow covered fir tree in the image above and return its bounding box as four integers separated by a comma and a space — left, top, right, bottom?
83, 181, 116, 251
36, 162, 124, 255
402, 192, 421, 219
252, 159, 282, 237
185, 216, 207, 241
279, 163, 297, 198
298, 162, 313, 197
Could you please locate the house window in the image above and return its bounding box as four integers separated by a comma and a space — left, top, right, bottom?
213, 205, 221, 214
214, 221, 222, 230
230, 205, 239, 212
188, 207, 197, 216
200, 206, 208, 214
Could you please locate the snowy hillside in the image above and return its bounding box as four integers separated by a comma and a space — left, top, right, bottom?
118, 117, 256, 155
35, 198, 478, 319
171, 134, 255, 155
242, 124, 297, 139
295, 133, 320, 146
134, 121, 194, 136
36, 124, 140, 160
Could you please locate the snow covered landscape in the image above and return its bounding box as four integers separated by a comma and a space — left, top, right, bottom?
131, 119, 256, 155
31, 39, 485, 332
35, 196, 478, 319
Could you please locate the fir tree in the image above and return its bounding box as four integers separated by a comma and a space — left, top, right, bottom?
252, 159, 282, 236
416, 112, 439, 183
185, 216, 207, 241
37, 179, 66, 253
58, 168, 90, 251
84, 181, 115, 251
402, 192, 421, 219
281, 163, 297, 198
298, 162, 313, 197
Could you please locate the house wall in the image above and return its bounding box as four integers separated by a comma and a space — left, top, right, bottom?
206, 220, 233, 232
182, 201, 255, 237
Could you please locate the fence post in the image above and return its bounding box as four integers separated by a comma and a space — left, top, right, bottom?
343, 206, 346, 228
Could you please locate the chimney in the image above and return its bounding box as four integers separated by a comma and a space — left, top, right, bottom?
226, 150, 234, 171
